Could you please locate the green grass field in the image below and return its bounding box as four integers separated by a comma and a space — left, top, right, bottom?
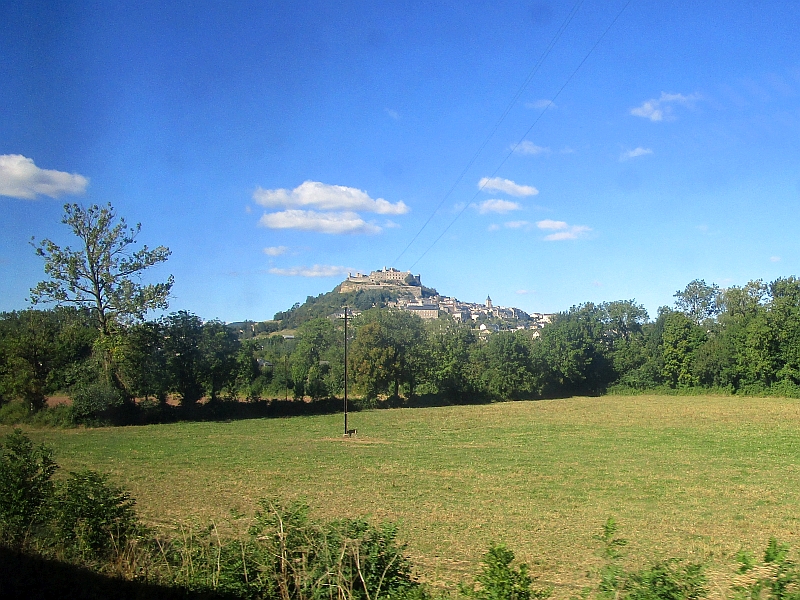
5, 395, 800, 595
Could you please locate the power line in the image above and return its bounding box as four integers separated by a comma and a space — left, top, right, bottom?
391, 0, 585, 267
407, 0, 635, 271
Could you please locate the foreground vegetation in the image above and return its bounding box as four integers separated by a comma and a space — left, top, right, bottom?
4, 395, 800, 598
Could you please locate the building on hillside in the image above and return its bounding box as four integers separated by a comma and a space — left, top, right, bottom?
404, 304, 439, 319
339, 267, 423, 297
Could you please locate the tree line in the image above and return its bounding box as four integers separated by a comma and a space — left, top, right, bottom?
258, 276, 800, 403
6, 275, 800, 421
5, 202, 800, 422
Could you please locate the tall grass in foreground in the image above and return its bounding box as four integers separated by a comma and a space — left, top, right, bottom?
3, 428, 800, 600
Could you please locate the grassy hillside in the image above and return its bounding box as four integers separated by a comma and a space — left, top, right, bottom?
6, 395, 800, 594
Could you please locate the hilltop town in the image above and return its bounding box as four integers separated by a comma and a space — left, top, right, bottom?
339, 267, 553, 331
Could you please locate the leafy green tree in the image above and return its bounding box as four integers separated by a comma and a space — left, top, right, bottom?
426, 321, 482, 402
290, 318, 340, 399
0, 309, 96, 411
674, 279, 720, 325
30, 203, 172, 336
118, 320, 169, 403
768, 277, 800, 385
603, 300, 650, 379
163, 311, 206, 405
660, 311, 705, 388
350, 310, 425, 400
481, 331, 537, 400
532, 303, 614, 396
201, 320, 240, 401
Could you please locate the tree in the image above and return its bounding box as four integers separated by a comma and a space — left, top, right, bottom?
661, 311, 705, 387
31, 203, 173, 335
674, 279, 720, 325
200, 320, 240, 401
427, 321, 481, 403
481, 331, 536, 400
162, 311, 205, 405
0, 309, 96, 411
118, 320, 169, 404
349, 310, 425, 401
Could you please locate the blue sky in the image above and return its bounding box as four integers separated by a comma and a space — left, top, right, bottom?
3, 0, 800, 322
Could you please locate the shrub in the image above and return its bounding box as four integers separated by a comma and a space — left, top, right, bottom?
55, 469, 140, 561
70, 381, 125, 422
595, 518, 705, 600
623, 561, 706, 600
733, 538, 800, 600
0, 428, 58, 547
249, 498, 425, 600
28, 403, 75, 428
0, 400, 31, 425
461, 544, 551, 600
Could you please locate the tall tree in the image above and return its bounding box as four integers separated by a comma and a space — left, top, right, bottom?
674, 279, 720, 325
200, 320, 240, 401
661, 311, 705, 387
162, 311, 205, 405
30, 203, 173, 335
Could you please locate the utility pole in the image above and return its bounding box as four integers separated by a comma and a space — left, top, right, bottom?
343, 305, 348, 436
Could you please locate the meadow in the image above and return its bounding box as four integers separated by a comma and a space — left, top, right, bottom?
4, 394, 800, 596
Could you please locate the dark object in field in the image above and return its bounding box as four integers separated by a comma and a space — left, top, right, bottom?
345, 428, 357, 437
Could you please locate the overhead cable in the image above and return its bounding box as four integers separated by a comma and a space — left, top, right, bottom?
407, 0, 635, 271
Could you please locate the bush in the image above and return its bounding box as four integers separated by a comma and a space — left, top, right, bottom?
0, 400, 31, 425
733, 538, 800, 600
70, 381, 125, 422
56, 469, 140, 561
0, 428, 58, 547
461, 544, 551, 600
248, 498, 425, 600
623, 561, 706, 600
28, 404, 75, 428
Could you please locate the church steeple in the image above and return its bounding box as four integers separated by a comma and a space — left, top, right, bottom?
486, 296, 492, 308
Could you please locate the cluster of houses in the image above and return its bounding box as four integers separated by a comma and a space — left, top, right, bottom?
340, 268, 553, 331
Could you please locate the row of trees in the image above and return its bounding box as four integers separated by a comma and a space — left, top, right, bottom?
267, 277, 800, 403
7, 276, 800, 414
0, 308, 265, 413
7, 202, 800, 416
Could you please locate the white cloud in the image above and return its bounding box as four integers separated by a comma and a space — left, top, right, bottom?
620, 147, 653, 161
504, 220, 531, 229
269, 265, 352, 278
478, 177, 538, 197
526, 99, 555, 109
476, 199, 522, 214
253, 181, 408, 215
0, 154, 89, 199
385, 108, 400, 120
512, 141, 550, 156
771, 256, 781, 262
488, 224, 500, 231
630, 92, 699, 122
259, 210, 381, 235
536, 219, 590, 241
536, 219, 568, 230
516, 289, 535, 295
263, 246, 288, 256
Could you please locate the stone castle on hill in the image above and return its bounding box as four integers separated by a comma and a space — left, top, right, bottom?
338, 267, 552, 330
339, 267, 423, 298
